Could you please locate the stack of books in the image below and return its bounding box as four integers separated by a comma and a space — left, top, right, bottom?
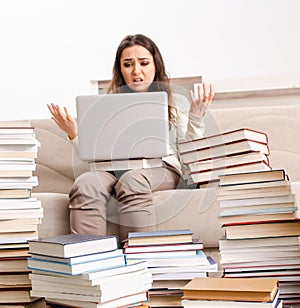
28, 234, 152, 307
181, 277, 282, 307
178, 128, 271, 186
124, 229, 217, 307
217, 169, 300, 306
0, 120, 44, 307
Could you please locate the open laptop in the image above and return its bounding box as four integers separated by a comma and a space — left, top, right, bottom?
76, 92, 170, 161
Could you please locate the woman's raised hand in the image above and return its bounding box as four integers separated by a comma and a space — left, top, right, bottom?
47, 103, 78, 140
189, 83, 214, 117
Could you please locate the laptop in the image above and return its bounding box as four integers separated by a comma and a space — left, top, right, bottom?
76, 92, 170, 161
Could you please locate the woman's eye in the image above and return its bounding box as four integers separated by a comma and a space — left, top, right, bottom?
123, 63, 132, 68
141, 62, 149, 66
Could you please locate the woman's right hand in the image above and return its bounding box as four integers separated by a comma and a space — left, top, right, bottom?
47, 103, 78, 140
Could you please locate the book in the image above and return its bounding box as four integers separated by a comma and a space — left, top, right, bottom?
29, 261, 149, 286
30, 281, 151, 302
27, 254, 127, 275
181, 293, 282, 307
0, 176, 38, 189
218, 169, 286, 186
178, 128, 268, 153
0, 289, 39, 304
187, 151, 270, 173
0, 273, 31, 287
0, 208, 43, 220
0, 120, 32, 128
218, 178, 290, 192
218, 181, 291, 198
0, 170, 35, 178
0, 189, 31, 199
124, 249, 198, 259
0, 199, 41, 210
149, 260, 218, 275
89, 158, 163, 171
187, 161, 271, 184
0, 138, 39, 146
29, 248, 123, 265
0, 231, 38, 244
127, 250, 211, 267
149, 289, 183, 307
0, 298, 46, 308
45, 292, 148, 308
180, 139, 270, 164
221, 257, 300, 270
127, 229, 193, 246
223, 219, 300, 240
0, 150, 38, 159
181, 277, 279, 302
123, 241, 204, 254
30, 270, 152, 294
28, 234, 119, 258
0, 257, 30, 273
220, 247, 300, 264
219, 194, 296, 208
218, 210, 298, 224
0, 243, 29, 250
0, 248, 30, 258
219, 236, 300, 250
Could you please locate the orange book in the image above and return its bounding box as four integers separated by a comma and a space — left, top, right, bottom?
182, 277, 278, 302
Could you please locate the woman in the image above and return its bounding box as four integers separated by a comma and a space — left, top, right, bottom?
48, 34, 214, 241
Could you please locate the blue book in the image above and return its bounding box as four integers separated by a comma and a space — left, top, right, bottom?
27, 254, 127, 275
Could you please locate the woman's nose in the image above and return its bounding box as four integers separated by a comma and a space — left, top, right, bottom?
133, 63, 141, 74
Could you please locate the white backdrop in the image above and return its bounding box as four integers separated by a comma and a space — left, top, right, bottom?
1, 0, 299, 120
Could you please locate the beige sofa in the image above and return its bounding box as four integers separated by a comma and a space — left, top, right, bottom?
31, 103, 300, 270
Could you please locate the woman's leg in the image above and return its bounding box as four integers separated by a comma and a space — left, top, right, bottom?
114, 167, 180, 241
69, 171, 117, 235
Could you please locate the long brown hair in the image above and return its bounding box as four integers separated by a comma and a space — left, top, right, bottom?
107, 34, 176, 122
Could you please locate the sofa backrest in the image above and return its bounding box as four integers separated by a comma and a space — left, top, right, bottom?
31, 104, 300, 193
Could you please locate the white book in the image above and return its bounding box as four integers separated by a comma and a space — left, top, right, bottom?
0, 138, 40, 145
0, 208, 43, 219
31, 282, 152, 302
29, 267, 150, 287
0, 176, 38, 189
46, 291, 148, 308
0, 199, 41, 210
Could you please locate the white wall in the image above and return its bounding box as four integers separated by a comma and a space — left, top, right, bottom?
1, 0, 300, 120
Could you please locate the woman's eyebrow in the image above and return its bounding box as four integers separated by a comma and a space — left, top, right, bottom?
122, 57, 150, 62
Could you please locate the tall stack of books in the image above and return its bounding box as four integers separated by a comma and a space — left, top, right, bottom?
124, 229, 217, 307
178, 128, 271, 186
0, 120, 44, 307
28, 234, 152, 307
181, 277, 282, 307
217, 169, 300, 307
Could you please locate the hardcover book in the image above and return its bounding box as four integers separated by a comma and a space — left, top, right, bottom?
181, 277, 278, 302
218, 169, 286, 186
28, 234, 119, 258
178, 128, 268, 153
180, 139, 270, 164
127, 229, 193, 246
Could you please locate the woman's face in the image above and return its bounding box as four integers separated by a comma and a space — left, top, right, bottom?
120, 45, 156, 92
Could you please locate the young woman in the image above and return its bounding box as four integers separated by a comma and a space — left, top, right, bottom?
48, 34, 214, 241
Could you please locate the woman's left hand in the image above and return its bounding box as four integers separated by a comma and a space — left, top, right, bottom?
189, 83, 214, 117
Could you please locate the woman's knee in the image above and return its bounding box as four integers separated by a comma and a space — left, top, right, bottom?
115, 170, 150, 196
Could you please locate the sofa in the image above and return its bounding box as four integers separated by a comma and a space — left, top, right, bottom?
31, 102, 300, 272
